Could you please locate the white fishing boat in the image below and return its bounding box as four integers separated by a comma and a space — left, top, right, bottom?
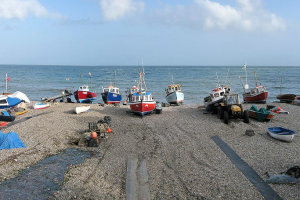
267, 127, 295, 142
33, 102, 50, 110
204, 70, 231, 113
165, 73, 184, 105
75, 105, 90, 114
204, 85, 231, 113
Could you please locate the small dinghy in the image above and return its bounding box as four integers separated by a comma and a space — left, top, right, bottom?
33, 102, 50, 110
267, 127, 295, 142
75, 105, 90, 114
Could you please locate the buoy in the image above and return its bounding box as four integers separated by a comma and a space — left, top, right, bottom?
276, 111, 279, 114
271, 110, 274, 112
90, 132, 97, 139
123, 100, 127, 105
277, 107, 281, 110
107, 127, 112, 133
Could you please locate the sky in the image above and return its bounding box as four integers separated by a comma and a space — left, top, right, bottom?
0, 0, 299, 66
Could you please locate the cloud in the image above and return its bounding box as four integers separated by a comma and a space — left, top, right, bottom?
99, 0, 145, 21
0, 0, 61, 19
153, 0, 286, 32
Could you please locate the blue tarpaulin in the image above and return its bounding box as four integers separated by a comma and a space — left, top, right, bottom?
0, 131, 26, 150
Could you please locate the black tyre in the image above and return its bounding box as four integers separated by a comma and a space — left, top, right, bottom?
223, 111, 229, 124
218, 106, 224, 119
240, 107, 244, 118
243, 110, 249, 123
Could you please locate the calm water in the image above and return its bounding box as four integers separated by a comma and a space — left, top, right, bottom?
1, 65, 299, 105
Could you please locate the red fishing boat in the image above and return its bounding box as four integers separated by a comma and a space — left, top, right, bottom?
240, 64, 268, 103
74, 73, 97, 103
129, 68, 156, 116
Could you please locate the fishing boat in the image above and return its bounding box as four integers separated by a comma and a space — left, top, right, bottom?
267, 127, 295, 142
0, 110, 15, 122
165, 73, 184, 105
125, 86, 138, 103
240, 64, 268, 103
130, 67, 156, 116
276, 76, 296, 102
33, 102, 50, 110
204, 85, 231, 113
248, 105, 274, 122
74, 73, 97, 103
204, 70, 231, 113
75, 105, 90, 114
277, 94, 296, 102
0, 95, 22, 109
101, 71, 122, 104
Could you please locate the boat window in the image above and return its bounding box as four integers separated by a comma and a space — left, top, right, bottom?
116, 89, 119, 93
104, 89, 108, 92
0, 99, 7, 105
220, 92, 224, 96
214, 93, 219, 97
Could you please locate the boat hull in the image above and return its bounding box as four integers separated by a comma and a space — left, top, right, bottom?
74, 90, 97, 103
33, 103, 50, 110
0, 115, 15, 122
243, 91, 268, 103
0, 97, 22, 109
130, 101, 156, 116
75, 105, 90, 114
166, 91, 184, 104
276, 94, 296, 102
101, 92, 122, 104
267, 127, 295, 142
248, 110, 274, 122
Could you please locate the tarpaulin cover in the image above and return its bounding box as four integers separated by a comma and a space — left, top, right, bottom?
0, 131, 26, 150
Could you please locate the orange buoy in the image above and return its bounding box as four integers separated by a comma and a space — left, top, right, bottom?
90, 132, 97, 139
277, 107, 281, 110
271, 110, 274, 112
107, 127, 112, 133
276, 111, 279, 114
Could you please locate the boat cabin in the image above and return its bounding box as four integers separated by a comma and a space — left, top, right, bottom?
250, 86, 267, 94
103, 86, 120, 94
78, 85, 89, 91
210, 86, 231, 102
131, 86, 138, 94
166, 84, 182, 94
0, 95, 9, 107
132, 92, 153, 102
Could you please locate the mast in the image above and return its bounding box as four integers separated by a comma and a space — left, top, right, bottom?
280, 75, 283, 94
80, 73, 82, 86
239, 76, 246, 93
5, 73, 8, 93
254, 70, 258, 86
88, 72, 92, 90
114, 70, 116, 87
243, 63, 249, 90
169, 72, 174, 85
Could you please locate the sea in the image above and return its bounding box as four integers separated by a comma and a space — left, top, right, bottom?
1, 65, 299, 105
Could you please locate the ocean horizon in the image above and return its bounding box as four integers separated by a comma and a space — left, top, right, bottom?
1, 65, 299, 105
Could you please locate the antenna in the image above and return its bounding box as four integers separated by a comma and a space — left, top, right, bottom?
114, 70, 116, 87
225, 68, 230, 85
216, 72, 220, 86
169, 72, 174, 85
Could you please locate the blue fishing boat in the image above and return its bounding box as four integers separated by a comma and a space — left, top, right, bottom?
267, 127, 296, 142
0, 95, 21, 109
101, 71, 122, 104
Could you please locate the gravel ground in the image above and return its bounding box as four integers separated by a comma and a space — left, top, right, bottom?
0, 101, 299, 199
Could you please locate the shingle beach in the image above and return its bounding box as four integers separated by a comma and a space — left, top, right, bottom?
0, 102, 299, 199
